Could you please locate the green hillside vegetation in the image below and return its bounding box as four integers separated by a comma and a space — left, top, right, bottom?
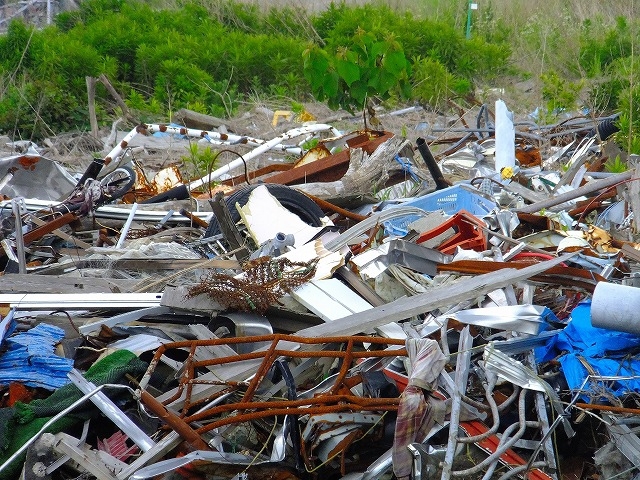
0, 0, 638, 151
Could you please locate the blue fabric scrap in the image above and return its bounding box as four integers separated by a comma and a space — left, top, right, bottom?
537, 302, 640, 399
0, 323, 73, 390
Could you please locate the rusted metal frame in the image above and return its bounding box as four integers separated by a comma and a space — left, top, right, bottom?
181, 343, 200, 416
144, 336, 405, 376
194, 402, 399, 435
185, 394, 400, 425
138, 389, 210, 452
240, 335, 282, 403
181, 385, 241, 415
183, 348, 402, 373
141, 335, 406, 410
329, 339, 356, 395
157, 342, 199, 407
187, 346, 405, 411
145, 334, 405, 357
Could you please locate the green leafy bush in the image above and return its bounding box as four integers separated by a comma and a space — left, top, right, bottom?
411, 57, 471, 109
303, 28, 411, 113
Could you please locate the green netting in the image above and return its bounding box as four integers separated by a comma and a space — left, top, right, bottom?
0, 349, 148, 479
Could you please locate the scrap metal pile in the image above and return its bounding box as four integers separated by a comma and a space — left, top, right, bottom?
1, 101, 640, 480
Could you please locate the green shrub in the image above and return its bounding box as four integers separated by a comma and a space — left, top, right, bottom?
411, 57, 471, 109
541, 70, 583, 114
303, 28, 411, 114
615, 83, 640, 155
580, 17, 632, 77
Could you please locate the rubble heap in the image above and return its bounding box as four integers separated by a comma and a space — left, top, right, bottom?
0, 102, 638, 480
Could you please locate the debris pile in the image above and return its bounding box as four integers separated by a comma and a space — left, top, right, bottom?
0, 101, 639, 480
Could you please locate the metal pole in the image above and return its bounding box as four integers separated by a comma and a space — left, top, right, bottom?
465, 0, 472, 39
11, 199, 26, 274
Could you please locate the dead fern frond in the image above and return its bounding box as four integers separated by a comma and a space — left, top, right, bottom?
186, 256, 318, 313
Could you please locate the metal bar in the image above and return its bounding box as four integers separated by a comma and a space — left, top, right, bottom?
115, 202, 138, 248
442, 326, 473, 479
79, 306, 172, 335
23, 212, 78, 245
188, 124, 337, 190
11, 199, 26, 274
0, 292, 163, 310
137, 389, 210, 451
528, 351, 558, 478
67, 369, 155, 452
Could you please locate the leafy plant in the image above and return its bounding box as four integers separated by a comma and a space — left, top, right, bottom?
303, 28, 411, 116
181, 142, 218, 180
411, 56, 471, 109
604, 155, 628, 173
615, 83, 640, 155
540, 70, 583, 119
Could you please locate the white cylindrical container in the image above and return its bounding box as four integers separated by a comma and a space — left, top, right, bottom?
591, 282, 640, 334
494, 99, 516, 174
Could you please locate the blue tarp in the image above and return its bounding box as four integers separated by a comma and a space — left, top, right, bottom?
537, 301, 640, 399
0, 323, 73, 390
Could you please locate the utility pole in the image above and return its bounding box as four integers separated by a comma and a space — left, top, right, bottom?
465, 0, 478, 39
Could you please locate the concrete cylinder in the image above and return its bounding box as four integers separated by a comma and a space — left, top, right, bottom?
591, 282, 640, 335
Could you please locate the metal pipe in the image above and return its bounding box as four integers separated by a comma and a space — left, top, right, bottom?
115, 202, 138, 248
416, 137, 450, 190
452, 390, 540, 477
458, 376, 499, 443
11, 199, 26, 274
442, 327, 473, 479
516, 170, 634, 214
138, 389, 210, 451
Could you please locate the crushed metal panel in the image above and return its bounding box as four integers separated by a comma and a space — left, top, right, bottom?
602, 413, 640, 467
296, 253, 576, 338
291, 278, 373, 322
445, 304, 554, 335
0, 154, 77, 200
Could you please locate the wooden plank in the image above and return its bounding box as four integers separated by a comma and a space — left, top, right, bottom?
75, 258, 213, 271
0, 273, 139, 294
296, 253, 576, 338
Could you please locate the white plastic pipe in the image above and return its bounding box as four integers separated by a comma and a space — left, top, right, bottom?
188, 123, 337, 191
591, 282, 640, 334
115, 202, 138, 248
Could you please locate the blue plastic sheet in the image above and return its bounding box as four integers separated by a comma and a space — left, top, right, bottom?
0, 323, 73, 390
537, 301, 640, 399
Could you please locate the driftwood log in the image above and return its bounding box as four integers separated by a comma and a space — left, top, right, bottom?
294, 136, 424, 201
174, 108, 249, 136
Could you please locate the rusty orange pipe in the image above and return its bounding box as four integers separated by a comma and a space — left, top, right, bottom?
138, 389, 210, 451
